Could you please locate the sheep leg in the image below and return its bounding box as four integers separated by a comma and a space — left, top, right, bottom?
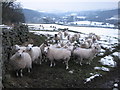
65, 60, 69, 70
53, 61, 56, 66
39, 56, 42, 65
20, 69, 23, 77
40, 60, 42, 65
45, 59, 47, 62
16, 70, 19, 77
88, 59, 92, 65
80, 58, 83, 66
28, 68, 31, 73
50, 61, 53, 67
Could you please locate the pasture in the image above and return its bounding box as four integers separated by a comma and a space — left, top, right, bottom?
3, 24, 120, 88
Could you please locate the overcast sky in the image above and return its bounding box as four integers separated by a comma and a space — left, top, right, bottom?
16, 0, 119, 12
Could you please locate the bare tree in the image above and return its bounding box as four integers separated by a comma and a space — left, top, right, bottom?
2, 1, 25, 24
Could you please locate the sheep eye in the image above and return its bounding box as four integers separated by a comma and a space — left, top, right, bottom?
23, 50, 25, 52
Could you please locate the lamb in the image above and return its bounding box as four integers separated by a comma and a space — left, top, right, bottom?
72, 46, 99, 65
26, 44, 42, 64
13, 44, 26, 52
45, 47, 71, 69
10, 49, 32, 77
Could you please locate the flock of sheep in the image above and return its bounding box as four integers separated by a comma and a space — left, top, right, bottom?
10, 30, 101, 77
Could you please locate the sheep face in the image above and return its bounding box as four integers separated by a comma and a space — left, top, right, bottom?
15, 50, 24, 58
26, 44, 33, 51
44, 47, 49, 54
92, 45, 101, 54
13, 45, 20, 51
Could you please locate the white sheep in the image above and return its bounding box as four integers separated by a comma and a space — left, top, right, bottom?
95, 35, 101, 41
26, 44, 42, 64
73, 33, 80, 41
10, 49, 32, 77
53, 34, 62, 44
68, 34, 76, 43
73, 46, 99, 65
13, 44, 26, 52
40, 43, 47, 62
45, 47, 71, 69
64, 30, 69, 38
80, 41, 91, 49
85, 38, 93, 47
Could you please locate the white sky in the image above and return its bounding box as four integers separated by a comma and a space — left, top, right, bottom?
16, 0, 119, 12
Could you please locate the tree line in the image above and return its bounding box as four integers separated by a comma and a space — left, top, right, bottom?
2, 1, 25, 25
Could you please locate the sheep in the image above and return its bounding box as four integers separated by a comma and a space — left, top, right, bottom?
58, 31, 63, 39
72, 46, 99, 65
68, 33, 80, 43
40, 43, 48, 62
73, 33, 81, 41
80, 38, 93, 48
88, 33, 100, 42
10, 49, 32, 77
68, 34, 76, 43
95, 35, 101, 41
53, 34, 62, 44
80, 41, 91, 49
64, 30, 69, 38
85, 38, 93, 46
12, 44, 26, 52
92, 43, 101, 54
45, 47, 71, 69
26, 44, 42, 65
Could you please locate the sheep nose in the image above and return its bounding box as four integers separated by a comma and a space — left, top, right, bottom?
29, 48, 32, 51
19, 54, 22, 57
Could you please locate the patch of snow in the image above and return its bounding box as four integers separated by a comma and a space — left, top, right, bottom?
26, 23, 118, 38
84, 74, 102, 84
112, 52, 120, 59
114, 83, 118, 87
97, 53, 104, 56
100, 49, 106, 53
68, 70, 74, 74
30, 31, 58, 36
99, 55, 117, 67
94, 66, 110, 72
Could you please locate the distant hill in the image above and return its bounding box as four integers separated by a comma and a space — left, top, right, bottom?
83, 9, 119, 24
22, 9, 58, 23
22, 8, 119, 24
